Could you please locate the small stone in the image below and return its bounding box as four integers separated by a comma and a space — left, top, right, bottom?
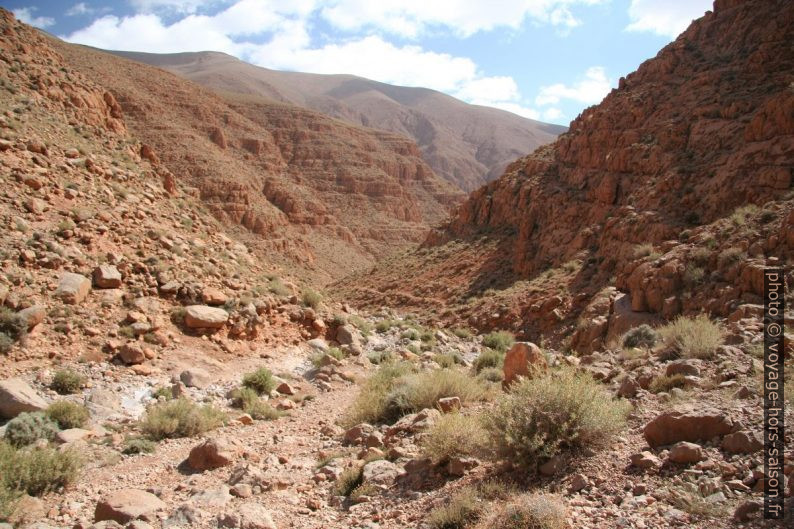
437, 396, 461, 413
187, 437, 237, 471
630, 452, 661, 470
668, 441, 705, 464
179, 368, 212, 389
93, 265, 122, 289
55, 272, 91, 304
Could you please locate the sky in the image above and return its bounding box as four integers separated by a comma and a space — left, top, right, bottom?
5, 0, 713, 125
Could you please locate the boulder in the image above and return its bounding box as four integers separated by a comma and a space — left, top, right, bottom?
362, 459, 405, 486
55, 272, 91, 304
721, 431, 763, 454
93, 265, 122, 289
335, 324, 358, 346
665, 360, 700, 377
94, 489, 166, 523
183, 305, 228, 329
668, 441, 705, 464
643, 409, 733, 447
218, 502, 276, 529
0, 378, 47, 419
201, 287, 227, 306
118, 343, 145, 365
17, 305, 46, 330
502, 342, 547, 387
307, 338, 328, 352
180, 368, 212, 389
187, 437, 237, 471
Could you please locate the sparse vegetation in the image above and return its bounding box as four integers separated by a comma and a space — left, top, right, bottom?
478, 493, 567, 529
151, 386, 173, 401
50, 369, 85, 395
428, 487, 482, 529
229, 387, 283, 421
267, 277, 290, 297
649, 374, 688, 393
0, 441, 82, 501
422, 413, 488, 463
486, 367, 630, 469
634, 243, 661, 260
241, 367, 276, 395
333, 465, 364, 496
451, 327, 473, 339
477, 367, 504, 383
46, 401, 89, 429
301, 288, 322, 309
382, 369, 487, 423
4, 412, 59, 447
122, 437, 157, 455
0, 307, 26, 354
342, 361, 414, 427
622, 324, 658, 349
311, 346, 346, 368
658, 315, 723, 359
473, 348, 505, 373
481, 330, 514, 353
717, 247, 746, 268
139, 398, 225, 440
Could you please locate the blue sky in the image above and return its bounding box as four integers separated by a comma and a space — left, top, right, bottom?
6, 0, 712, 125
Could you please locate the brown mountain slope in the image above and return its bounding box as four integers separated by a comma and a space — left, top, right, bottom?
106, 49, 566, 193
47, 40, 464, 283
340, 0, 794, 351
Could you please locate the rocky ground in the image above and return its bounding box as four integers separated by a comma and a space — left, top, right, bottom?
0, 4, 792, 529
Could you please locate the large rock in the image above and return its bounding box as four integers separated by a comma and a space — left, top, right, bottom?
187, 437, 237, 471
0, 378, 47, 419
183, 305, 228, 329
180, 368, 212, 389
93, 265, 122, 289
721, 431, 763, 454
218, 502, 276, 529
668, 441, 705, 464
55, 272, 91, 304
502, 342, 547, 387
335, 324, 358, 346
17, 305, 46, 330
362, 459, 405, 486
118, 343, 145, 365
94, 489, 166, 523
643, 409, 734, 447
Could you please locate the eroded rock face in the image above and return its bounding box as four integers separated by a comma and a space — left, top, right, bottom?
643, 409, 734, 447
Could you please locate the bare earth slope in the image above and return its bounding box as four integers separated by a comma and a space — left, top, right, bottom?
341, 0, 794, 350
107, 49, 566, 193
51, 39, 464, 284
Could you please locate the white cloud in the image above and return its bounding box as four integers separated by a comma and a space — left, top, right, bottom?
320, 0, 605, 38
66, 3, 94, 16
625, 0, 712, 39
13, 7, 55, 28
535, 66, 612, 106
64, 0, 595, 124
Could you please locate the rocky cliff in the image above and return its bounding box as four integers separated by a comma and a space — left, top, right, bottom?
51, 40, 464, 283
341, 0, 794, 350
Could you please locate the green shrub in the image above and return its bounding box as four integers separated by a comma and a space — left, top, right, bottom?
139, 398, 225, 440
230, 387, 283, 421
622, 324, 658, 349
301, 289, 322, 309
383, 369, 486, 422
486, 367, 630, 469
122, 437, 156, 455
478, 493, 567, 529
428, 487, 482, 529
434, 353, 461, 368
422, 413, 488, 463
342, 361, 415, 427
477, 367, 504, 383
267, 277, 290, 297
311, 347, 346, 368
4, 412, 59, 447
658, 315, 724, 359
0, 307, 26, 353
375, 319, 396, 333
649, 374, 688, 394
241, 367, 276, 395
367, 350, 392, 365
451, 327, 473, 339
481, 331, 514, 353
50, 369, 85, 395
46, 401, 89, 429
401, 328, 420, 341
333, 465, 363, 496
151, 386, 173, 401
473, 348, 504, 373
348, 315, 373, 336
0, 441, 81, 497
349, 482, 379, 501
